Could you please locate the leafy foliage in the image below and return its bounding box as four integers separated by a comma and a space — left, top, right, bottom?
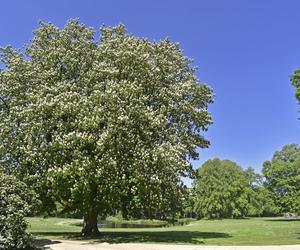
263, 144, 300, 214
193, 159, 260, 218
254, 187, 280, 216
291, 68, 300, 107
271, 144, 300, 164
182, 188, 197, 218
0, 172, 38, 249
0, 20, 213, 235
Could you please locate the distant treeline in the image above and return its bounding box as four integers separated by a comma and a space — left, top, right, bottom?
184, 144, 300, 219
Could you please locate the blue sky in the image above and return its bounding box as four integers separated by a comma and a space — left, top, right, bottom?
1, 0, 300, 174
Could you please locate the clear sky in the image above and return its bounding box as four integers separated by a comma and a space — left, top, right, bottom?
1, 0, 300, 175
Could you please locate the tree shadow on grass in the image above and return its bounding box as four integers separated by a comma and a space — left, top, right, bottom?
33, 231, 231, 244
34, 239, 61, 249
264, 218, 300, 222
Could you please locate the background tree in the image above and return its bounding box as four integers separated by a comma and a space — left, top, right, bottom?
291, 68, 300, 108
271, 144, 300, 164
0, 172, 38, 249
263, 144, 300, 214
0, 20, 213, 236
193, 159, 258, 219
182, 188, 197, 218
243, 167, 279, 216
254, 187, 280, 216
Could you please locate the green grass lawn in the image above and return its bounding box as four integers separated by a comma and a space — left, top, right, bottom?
27, 217, 300, 245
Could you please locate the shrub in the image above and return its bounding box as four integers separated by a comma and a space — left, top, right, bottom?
0, 172, 38, 249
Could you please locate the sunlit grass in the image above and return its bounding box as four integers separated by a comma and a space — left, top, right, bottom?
27, 217, 300, 245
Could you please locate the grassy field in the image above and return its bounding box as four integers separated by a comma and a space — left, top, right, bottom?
27, 217, 300, 245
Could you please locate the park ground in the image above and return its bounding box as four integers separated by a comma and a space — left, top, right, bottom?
34, 240, 300, 250
28, 217, 300, 246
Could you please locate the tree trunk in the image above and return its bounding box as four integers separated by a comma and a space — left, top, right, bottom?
122, 201, 129, 220
81, 210, 100, 236
81, 182, 100, 237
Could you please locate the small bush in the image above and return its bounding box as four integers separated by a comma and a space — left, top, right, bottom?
0, 172, 38, 249
176, 218, 197, 225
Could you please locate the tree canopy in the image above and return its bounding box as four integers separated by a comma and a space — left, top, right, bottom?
263, 144, 300, 214
193, 159, 260, 219
291, 68, 300, 108
0, 20, 213, 235
271, 144, 300, 164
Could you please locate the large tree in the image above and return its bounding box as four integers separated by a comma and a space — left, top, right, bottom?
193, 159, 258, 219
0, 20, 213, 235
263, 144, 300, 214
